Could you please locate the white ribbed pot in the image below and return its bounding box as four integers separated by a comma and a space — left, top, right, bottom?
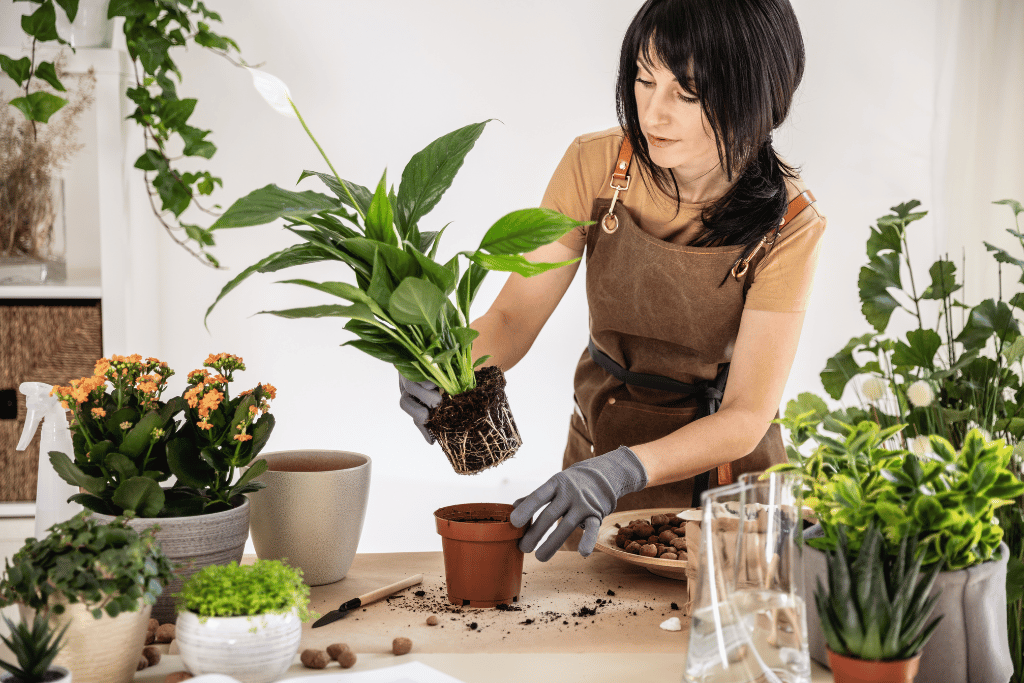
175, 608, 302, 683
92, 496, 250, 624
1, 666, 71, 683
19, 600, 149, 683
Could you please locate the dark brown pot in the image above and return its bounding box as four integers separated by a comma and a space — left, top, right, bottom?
427, 367, 522, 475
827, 648, 921, 683
434, 503, 527, 608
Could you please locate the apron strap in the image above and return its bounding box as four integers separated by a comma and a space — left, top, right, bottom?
731, 189, 817, 280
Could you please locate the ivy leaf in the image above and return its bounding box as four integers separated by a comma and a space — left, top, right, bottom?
9, 91, 67, 124
866, 221, 903, 260
21, 2, 60, 42
153, 169, 191, 216
983, 241, 1024, 269
54, 0, 79, 22
107, 0, 147, 17
0, 55, 31, 87
858, 252, 902, 333
31, 61, 64, 92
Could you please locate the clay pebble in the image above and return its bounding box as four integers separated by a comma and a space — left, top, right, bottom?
426, 615, 439, 626
142, 646, 162, 666
301, 648, 330, 669
165, 673, 193, 683
137, 655, 150, 671
393, 637, 413, 655
155, 623, 176, 643
338, 649, 357, 668
326, 643, 350, 660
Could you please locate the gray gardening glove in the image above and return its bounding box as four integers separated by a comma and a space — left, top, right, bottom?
509, 446, 648, 562
398, 374, 442, 444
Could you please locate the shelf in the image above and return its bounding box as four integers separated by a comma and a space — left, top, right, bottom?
0, 503, 35, 518
0, 280, 102, 300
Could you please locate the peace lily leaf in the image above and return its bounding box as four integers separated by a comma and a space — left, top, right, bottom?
299, 170, 372, 216
479, 208, 584, 255
344, 339, 413, 364
367, 251, 395, 308
261, 302, 380, 325
452, 327, 479, 348
211, 185, 338, 229
920, 259, 960, 299
858, 252, 902, 333
389, 278, 445, 332
466, 251, 579, 277
411, 249, 456, 294
276, 278, 386, 316
457, 262, 487, 320
396, 121, 490, 232
9, 91, 67, 124
247, 67, 297, 118
365, 170, 397, 247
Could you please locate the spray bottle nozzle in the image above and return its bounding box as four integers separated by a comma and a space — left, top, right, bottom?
17, 382, 59, 451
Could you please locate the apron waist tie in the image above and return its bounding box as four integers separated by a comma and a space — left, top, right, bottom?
587, 338, 730, 507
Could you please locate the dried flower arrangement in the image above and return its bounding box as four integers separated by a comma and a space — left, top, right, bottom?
0, 61, 94, 267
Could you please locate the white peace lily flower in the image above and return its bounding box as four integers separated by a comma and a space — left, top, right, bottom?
248, 68, 297, 118
860, 375, 888, 402
908, 435, 931, 457
906, 380, 935, 408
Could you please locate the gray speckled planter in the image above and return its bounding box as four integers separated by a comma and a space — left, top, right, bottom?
804, 524, 1013, 683
92, 496, 250, 624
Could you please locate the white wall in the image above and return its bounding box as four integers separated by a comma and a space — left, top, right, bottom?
111, 1, 1007, 552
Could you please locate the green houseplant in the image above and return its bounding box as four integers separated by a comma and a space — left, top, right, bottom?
0, 513, 174, 683
0, 612, 69, 683
817, 524, 943, 683
175, 560, 312, 683
776, 198, 1024, 682
205, 70, 585, 475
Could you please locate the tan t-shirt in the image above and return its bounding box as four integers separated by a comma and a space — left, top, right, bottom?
541, 127, 826, 312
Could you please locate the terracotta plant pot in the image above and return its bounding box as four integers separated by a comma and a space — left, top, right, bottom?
20, 599, 150, 683
434, 503, 526, 607
827, 648, 920, 683
92, 496, 250, 624
427, 367, 522, 475
248, 450, 372, 586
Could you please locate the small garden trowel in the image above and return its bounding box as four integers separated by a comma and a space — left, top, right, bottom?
312, 574, 424, 628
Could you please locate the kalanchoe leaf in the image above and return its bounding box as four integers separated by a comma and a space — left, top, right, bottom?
49, 452, 107, 496
165, 438, 214, 489
111, 477, 165, 517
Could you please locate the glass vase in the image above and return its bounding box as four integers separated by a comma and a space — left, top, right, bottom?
0, 176, 67, 285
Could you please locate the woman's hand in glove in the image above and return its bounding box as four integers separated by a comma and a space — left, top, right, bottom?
508, 446, 648, 561
398, 374, 442, 444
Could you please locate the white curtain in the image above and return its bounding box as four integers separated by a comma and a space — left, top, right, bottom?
933, 0, 1024, 306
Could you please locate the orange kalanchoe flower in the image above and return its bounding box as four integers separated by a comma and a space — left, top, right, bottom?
91, 407, 106, 418
261, 383, 277, 400
232, 433, 253, 442
93, 358, 111, 377
197, 420, 214, 431
187, 369, 211, 385
198, 388, 224, 418
184, 384, 203, 409
136, 374, 159, 394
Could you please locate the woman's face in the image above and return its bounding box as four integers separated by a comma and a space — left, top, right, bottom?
634, 57, 720, 175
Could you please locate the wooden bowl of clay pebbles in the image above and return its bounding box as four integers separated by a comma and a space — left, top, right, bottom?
593, 507, 701, 580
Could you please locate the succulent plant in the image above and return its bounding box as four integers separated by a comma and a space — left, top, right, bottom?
0, 611, 67, 683
815, 524, 944, 661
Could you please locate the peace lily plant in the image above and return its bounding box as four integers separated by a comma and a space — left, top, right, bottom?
205, 70, 585, 473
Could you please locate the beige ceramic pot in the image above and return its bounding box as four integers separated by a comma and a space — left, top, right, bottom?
20, 599, 150, 683
248, 450, 372, 586
92, 496, 250, 624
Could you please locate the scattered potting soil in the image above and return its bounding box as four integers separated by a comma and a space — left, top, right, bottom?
426, 366, 522, 474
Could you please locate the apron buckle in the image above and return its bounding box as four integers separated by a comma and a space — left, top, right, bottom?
602, 176, 630, 235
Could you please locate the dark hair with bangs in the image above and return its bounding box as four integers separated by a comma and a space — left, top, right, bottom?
616, 0, 805, 258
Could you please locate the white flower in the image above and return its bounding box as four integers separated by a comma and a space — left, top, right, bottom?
906, 380, 935, 408
247, 68, 297, 118
908, 435, 931, 457
861, 376, 888, 402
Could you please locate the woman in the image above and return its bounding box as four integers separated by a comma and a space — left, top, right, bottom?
400, 0, 825, 562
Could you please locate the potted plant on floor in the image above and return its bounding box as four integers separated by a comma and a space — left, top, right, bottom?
0, 612, 69, 683
45, 352, 277, 622
0, 512, 174, 683
174, 560, 313, 683
817, 524, 943, 683
203, 70, 585, 475
771, 420, 1024, 682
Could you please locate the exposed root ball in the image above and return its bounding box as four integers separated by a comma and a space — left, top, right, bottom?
427, 367, 522, 475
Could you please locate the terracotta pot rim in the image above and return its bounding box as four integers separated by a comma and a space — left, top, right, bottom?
252, 449, 372, 474
434, 503, 526, 543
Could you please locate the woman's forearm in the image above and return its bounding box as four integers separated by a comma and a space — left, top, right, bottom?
469, 305, 533, 372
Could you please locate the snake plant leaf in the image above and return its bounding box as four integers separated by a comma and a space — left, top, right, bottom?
891, 329, 941, 369
389, 278, 445, 332
396, 120, 490, 233
261, 302, 380, 326
111, 477, 165, 517
466, 251, 579, 277
9, 91, 67, 124
478, 208, 583, 255
205, 243, 331, 326
859, 252, 903, 333
48, 452, 108, 496
956, 299, 1020, 350
299, 170, 373, 216
365, 170, 398, 247
920, 259, 961, 299
211, 185, 338, 229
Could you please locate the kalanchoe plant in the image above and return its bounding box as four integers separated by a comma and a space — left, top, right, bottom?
47, 353, 274, 517
0, 512, 175, 620
771, 419, 1024, 570
816, 524, 943, 662
177, 560, 312, 621
204, 70, 584, 474
0, 612, 68, 683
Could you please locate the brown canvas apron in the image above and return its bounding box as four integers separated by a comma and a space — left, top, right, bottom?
562, 139, 812, 541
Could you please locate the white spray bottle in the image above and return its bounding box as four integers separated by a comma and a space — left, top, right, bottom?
17, 382, 83, 539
